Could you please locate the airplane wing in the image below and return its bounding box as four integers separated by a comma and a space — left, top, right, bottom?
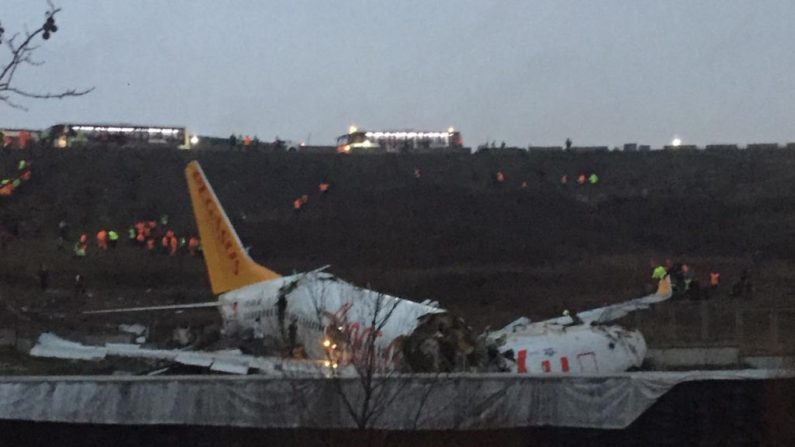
29, 333, 347, 377
539, 275, 672, 326
495, 276, 672, 335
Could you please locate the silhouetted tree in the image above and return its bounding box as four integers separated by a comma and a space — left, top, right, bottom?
0, 3, 92, 110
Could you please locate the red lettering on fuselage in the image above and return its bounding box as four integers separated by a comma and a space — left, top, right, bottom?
517, 349, 527, 373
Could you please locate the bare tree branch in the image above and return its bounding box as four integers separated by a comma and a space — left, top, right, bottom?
0, 5, 92, 109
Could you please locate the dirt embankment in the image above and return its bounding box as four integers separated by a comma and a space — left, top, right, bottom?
1, 146, 795, 338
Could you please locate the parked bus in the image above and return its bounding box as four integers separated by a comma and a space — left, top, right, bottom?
336, 127, 463, 153
46, 123, 197, 149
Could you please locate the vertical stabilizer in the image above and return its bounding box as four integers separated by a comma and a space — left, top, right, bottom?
185, 161, 280, 294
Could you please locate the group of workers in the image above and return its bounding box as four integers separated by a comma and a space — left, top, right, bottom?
70, 214, 201, 258
560, 173, 599, 185
293, 181, 331, 212
0, 159, 33, 197
485, 170, 600, 189
652, 261, 752, 300
228, 134, 260, 151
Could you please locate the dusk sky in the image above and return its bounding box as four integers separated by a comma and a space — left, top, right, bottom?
2, 0, 794, 147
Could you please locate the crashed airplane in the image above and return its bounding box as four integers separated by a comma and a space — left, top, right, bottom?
31, 161, 671, 375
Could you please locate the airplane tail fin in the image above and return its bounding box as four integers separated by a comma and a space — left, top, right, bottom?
656, 275, 672, 298
185, 161, 281, 294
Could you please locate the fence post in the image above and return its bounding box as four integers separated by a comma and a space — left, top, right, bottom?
700, 301, 709, 341
770, 311, 779, 348
735, 306, 744, 346
669, 304, 677, 342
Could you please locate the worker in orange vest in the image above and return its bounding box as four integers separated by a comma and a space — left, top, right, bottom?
709, 272, 720, 289
74, 233, 89, 257
495, 171, 505, 184
134, 221, 146, 244
577, 174, 586, 185
319, 182, 330, 194
188, 236, 200, 256
293, 198, 303, 213
96, 230, 108, 250
169, 235, 178, 256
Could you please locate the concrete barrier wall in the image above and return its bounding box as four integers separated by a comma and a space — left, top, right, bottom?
0, 371, 790, 430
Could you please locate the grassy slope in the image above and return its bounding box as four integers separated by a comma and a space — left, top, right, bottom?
1, 146, 795, 349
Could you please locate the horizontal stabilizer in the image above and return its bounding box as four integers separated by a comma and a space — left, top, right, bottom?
83, 301, 220, 315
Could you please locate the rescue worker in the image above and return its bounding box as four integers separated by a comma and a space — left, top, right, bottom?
562, 309, 584, 326
188, 236, 200, 256
57, 220, 69, 250
107, 230, 119, 248
38, 264, 49, 291
293, 198, 303, 213
20, 170, 31, 181
577, 174, 586, 185
161, 233, 172, 254
96, 229, 108, 250
135, 221, 146, 245
73, 234, 88, 258
128, 226, 137, 244
169, 235, 178, 256
0, 181, 13, 197
319, 182, 330, 194
145, 238, 156, 254
682, 264, 693, 290
160, 214, 169, 226
652, 265, 667, 280
74, 273, 86, 299
731, 269, 753, 300
709, 271, 720, 292
588, 173, 599, 184
495, 171, 505, 185
17, 160, 27, 171
58, 220, 69, 240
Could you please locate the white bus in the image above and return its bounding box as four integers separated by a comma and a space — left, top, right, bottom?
336, 127, 463, 154
47, 123, 197, 149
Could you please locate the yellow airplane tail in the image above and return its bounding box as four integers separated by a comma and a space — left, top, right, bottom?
656, 274, 672, 298
185, 161, 281, 294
